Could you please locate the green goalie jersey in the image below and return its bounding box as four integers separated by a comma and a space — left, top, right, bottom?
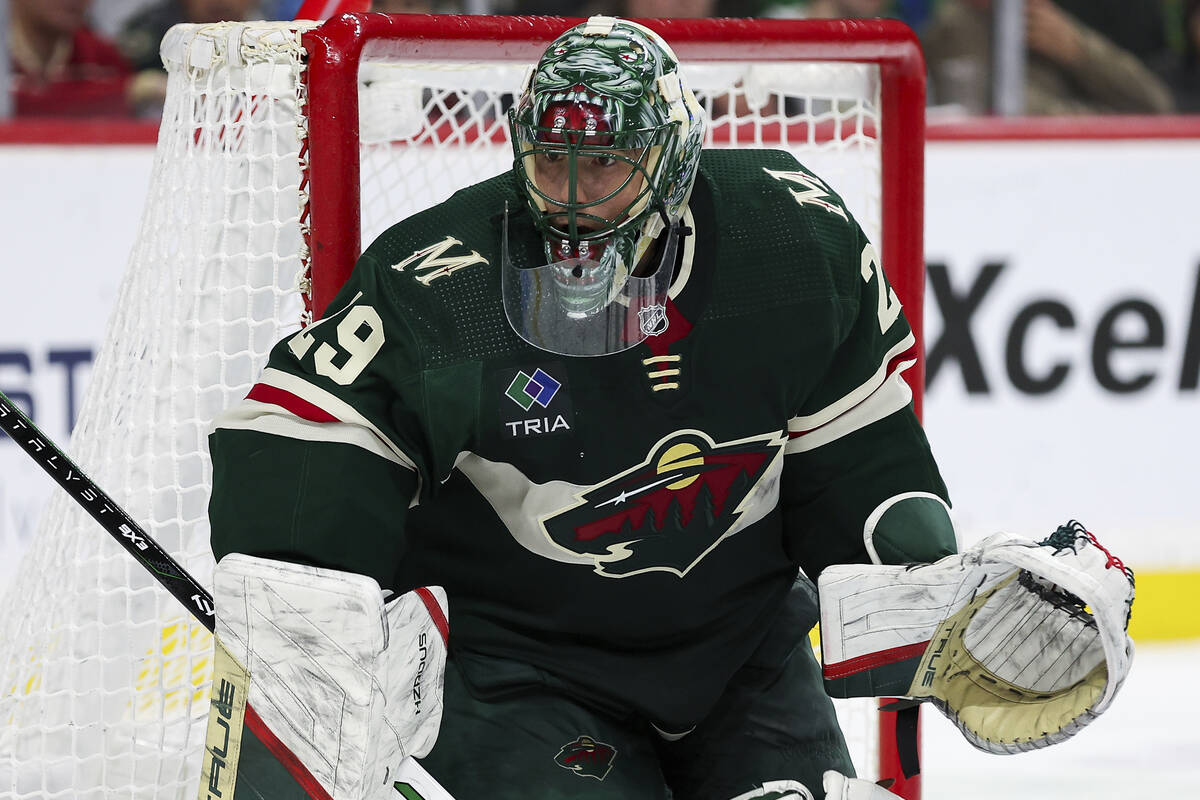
209, 148, 954, 733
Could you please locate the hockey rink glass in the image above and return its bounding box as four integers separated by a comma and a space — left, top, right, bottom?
501, 212, 680, 357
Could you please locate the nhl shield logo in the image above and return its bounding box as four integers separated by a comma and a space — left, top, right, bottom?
554, 735, 618, 781
638, 304, 669, 337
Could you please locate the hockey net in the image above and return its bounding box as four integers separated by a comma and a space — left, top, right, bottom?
0, 14, 926, 799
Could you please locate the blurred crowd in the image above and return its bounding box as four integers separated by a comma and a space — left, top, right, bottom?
5, 0, 1200, 118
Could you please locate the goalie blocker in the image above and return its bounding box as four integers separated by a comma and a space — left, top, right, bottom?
818, 521, 1135, 755
200, 554, 449, 800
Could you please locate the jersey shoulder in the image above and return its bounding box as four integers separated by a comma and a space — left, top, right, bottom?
354, 171, 527, 367
366, 171, 517, 263
697, 148, 866, 309
698, 147, 854, 226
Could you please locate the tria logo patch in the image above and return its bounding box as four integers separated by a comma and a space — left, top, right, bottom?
554, 735, 617, 781
505, 368, 561, 411
499, 364, 574, 439
541, 429, 785, 577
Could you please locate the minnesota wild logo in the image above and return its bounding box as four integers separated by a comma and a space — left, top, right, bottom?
541, 429, 785, 578
554, 735, 617, 781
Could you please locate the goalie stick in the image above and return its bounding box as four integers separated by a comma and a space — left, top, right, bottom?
0, 388, 216, 631
0, 388, 453, 800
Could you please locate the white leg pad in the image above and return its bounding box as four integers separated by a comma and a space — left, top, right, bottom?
727, 780, 815, 800
823, 771, 903, 799
214, 553, 448, 800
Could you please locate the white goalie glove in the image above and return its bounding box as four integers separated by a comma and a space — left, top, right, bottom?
200, 553, 448, 800
818, 521, 1135, 754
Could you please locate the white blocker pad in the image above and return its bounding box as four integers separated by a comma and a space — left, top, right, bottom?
392, 755, 458, 800
213, 553, 449, 799
818, 521, 1135, 754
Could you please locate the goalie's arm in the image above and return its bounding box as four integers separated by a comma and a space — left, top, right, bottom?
783, 409, 956, 575
204, 252, 453, 798
208, 248, 435, 586
781, 217, 956, 577
206, 417, 443, 799
208, 428, 419, 588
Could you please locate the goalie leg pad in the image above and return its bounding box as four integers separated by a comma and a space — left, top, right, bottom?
818, 521, 1134, 754
726, 780, 815, 800
722, 773, 903, 800
211, 553, 448, 800
822, 771, 904, 799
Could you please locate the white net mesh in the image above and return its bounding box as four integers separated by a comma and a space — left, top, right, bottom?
0, 22, 313, 799
357, 59, 881, 248
0, 19, 887, 798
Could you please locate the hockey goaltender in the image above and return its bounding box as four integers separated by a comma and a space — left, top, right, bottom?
196, 15, 1136, 800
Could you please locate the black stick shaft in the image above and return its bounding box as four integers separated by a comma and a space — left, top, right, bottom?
0, 389, 215, 632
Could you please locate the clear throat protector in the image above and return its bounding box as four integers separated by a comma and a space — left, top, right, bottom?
501, 207, 680, 357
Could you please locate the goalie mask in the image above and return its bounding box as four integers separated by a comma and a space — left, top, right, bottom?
503, 15, 706, 356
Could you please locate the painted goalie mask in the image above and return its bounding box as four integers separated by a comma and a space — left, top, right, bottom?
503, 15, 706, 356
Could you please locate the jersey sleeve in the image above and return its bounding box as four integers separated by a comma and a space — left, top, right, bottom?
208, 249, 434, 591
780, 207, 956, 579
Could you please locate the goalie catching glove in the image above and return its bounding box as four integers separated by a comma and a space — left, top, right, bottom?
199, 554, 448, 800
818, 521, 1134, 754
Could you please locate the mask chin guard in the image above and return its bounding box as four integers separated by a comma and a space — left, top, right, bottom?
501, 204, 679, 357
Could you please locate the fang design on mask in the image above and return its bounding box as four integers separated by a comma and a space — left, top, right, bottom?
502, 16, 705, 357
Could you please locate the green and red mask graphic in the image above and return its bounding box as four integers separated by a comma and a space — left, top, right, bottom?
509, 16, 705, 280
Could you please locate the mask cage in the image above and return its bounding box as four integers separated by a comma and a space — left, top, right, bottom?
510, 109, 680, 246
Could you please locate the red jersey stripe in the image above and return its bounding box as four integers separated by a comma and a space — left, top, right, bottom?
247, 383, 339, 424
